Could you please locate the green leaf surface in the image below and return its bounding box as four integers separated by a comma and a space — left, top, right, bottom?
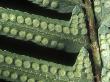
28, 0, 81, 13
0, 47, 93, 82
0, 7, 89, 53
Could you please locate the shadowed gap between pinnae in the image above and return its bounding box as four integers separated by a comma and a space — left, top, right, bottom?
0, 0, 71, 21
0, 35, 78, 66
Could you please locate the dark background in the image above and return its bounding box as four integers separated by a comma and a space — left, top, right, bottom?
0, 0, 77, 82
